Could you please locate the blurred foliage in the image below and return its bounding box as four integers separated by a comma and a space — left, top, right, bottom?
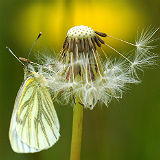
0, 0, 160, 160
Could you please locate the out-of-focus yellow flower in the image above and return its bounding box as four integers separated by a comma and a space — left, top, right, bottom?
14, 1, 145, 49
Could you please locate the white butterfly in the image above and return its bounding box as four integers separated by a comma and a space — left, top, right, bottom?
6, 32, 60, 153
9, 63, 60, 153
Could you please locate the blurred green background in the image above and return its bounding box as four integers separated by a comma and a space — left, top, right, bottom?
0, 0, 160, 160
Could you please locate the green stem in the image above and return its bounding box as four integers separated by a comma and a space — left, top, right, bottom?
70, 97, 83, 160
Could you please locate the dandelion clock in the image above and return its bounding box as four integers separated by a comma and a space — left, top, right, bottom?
8, 25, 159, 160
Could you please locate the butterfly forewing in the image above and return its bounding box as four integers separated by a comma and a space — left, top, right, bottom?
9, 76, 60, 153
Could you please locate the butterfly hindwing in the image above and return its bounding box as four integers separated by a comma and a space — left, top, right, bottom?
9, 76, 60, 153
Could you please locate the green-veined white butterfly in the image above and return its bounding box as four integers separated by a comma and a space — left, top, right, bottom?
7, 33, 60, 153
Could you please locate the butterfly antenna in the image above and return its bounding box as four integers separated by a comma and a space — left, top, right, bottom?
6, 46, 25, 66
27, 32, 42, 58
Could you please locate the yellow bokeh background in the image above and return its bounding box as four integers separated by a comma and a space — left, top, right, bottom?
13, 1, 146, 49
0, 0, 160, 160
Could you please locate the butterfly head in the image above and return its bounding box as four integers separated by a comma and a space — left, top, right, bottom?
24, 63, 36, 79
24, 62, 47, 86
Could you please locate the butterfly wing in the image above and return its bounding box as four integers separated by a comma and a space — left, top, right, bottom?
9, 77, 60, 153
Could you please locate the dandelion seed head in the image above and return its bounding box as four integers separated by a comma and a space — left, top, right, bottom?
40, 26, 159, 109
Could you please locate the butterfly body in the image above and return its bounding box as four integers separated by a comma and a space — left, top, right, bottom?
9, 64, 60, 153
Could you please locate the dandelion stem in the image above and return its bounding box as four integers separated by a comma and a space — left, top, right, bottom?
70, 97, 83, 160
